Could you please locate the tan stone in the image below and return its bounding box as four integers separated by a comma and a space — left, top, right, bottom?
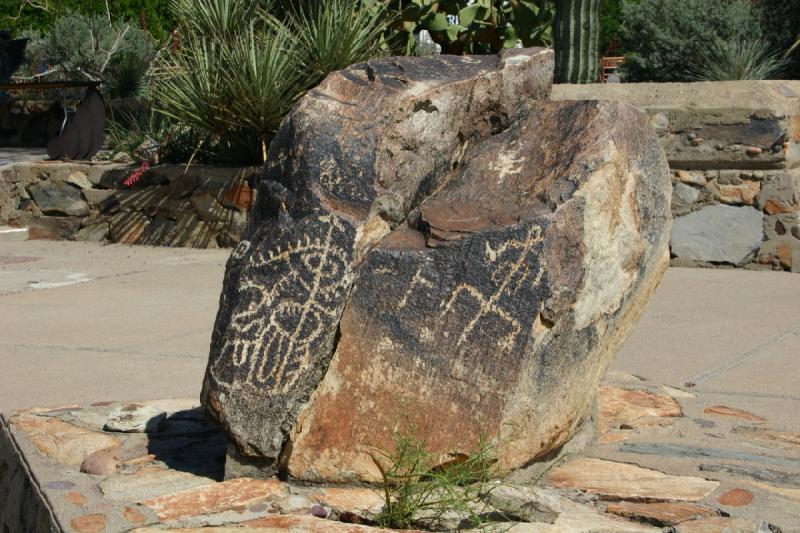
597, 386, 682, 433
674, 517, 770, 533
733, 427, 800, 451
717, 488, 753, 507
80, 446, 122, 475
599, 432, 631, 444
606, 501, 717, 526
124, 506, 147, 525
659, 385, 695, 399
100, 465, 214, 501
70, 513, 107, 533
703, 405, 766, 423
67, 170, 93, 189
547, 458, 719, 501
140, 478, 288, 522
310, 487, 385, 515
65, 491, 88, 507
718, 181, 760, 205
763, 199, 797, 215
130, 514, 414, 532
222, 180, 252, 211
10, 414, 120, 466
746, 481, 800, 503
109, 211, 150, 245
505, 496, 658, 532
776, 243, 792, 269
675, 171, 707, 187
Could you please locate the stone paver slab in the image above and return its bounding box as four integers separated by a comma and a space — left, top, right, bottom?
10, 414, 119, 465
547, 458, 719, 502
598, 386, 682, 432
605, 501, 718, 526
140, 478, 288, 522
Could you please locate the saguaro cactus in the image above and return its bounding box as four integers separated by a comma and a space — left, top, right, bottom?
553, 0, 601, 83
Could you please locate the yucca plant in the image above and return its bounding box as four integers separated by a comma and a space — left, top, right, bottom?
152, 0, 391, 164
693, 39, 788, 81
287, 0, 389, 83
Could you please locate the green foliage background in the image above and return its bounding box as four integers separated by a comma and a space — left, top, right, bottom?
0, 0, 174, 40
619, 0, 761, 82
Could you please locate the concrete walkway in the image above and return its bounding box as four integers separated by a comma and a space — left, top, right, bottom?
1, 241, 798, 427
0, 147, 48, 165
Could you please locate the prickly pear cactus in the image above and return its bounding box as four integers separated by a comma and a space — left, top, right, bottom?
386, 0, 554, 55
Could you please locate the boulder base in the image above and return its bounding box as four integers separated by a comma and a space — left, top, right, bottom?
202, 48, 672, 483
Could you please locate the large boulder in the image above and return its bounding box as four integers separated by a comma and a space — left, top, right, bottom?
202, 48, 672, 483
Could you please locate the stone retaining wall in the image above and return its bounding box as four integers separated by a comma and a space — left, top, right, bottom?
0, 161, 257, 248
553, 81, 800, 272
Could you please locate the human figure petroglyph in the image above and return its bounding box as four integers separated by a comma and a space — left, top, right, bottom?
440, 225, 544, 352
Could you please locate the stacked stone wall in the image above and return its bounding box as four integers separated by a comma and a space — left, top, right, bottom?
553, 81, 800, 272
0, 161, 256, 248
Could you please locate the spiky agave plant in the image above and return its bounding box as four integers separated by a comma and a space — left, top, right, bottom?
287, 0, 391, 85
152, 0, 390, 164
693, 39, 788, 81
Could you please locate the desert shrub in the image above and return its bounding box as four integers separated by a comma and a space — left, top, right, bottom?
45, 14, 153, 80
757, 0, 800, 78
693, 39, 788, 81
599, 0, 623, 55
106, 107, 211, 164
152, 0, 391, 164
620, 0, 761, 82
0, 0, 175, 41
372, 428, 500, 530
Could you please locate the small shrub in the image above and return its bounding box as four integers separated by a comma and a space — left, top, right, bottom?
371, 427, 501, 531
758, 0, 800, 78
692, 39, 787, 81
45, 13, 153, 82
620, 0, 761, 82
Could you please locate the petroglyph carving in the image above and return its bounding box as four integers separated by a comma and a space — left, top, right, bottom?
213, 216, 353, 393
440, 226, 544, 352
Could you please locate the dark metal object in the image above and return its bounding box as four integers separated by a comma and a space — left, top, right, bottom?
0, 37, 28, 84
46, 87, 106, 160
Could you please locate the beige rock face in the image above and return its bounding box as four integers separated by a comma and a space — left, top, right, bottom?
10, 414, 120, 465
547, 458, 719, 502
